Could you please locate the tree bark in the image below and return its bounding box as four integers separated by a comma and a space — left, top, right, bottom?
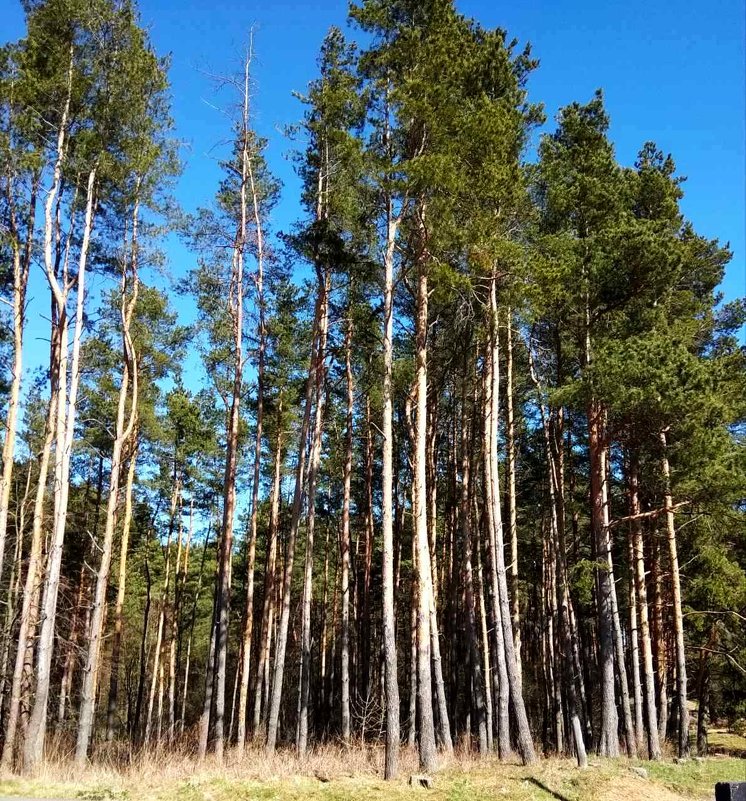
25, 165, 97, 774
660, 429, 689, 758
265, 284, 327, 754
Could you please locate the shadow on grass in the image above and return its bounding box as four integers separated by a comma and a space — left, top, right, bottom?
524, 776, 574, 801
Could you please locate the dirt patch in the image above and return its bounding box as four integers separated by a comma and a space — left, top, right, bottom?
598, 773, 685, 801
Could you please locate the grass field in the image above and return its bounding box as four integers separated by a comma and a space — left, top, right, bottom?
1, 742, 744, 801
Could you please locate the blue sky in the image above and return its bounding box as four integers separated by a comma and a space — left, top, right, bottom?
5, 0, 745, 380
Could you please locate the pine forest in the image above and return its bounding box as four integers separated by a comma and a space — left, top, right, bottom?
0, 0, 744, 790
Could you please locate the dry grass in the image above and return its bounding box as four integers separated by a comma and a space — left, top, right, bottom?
0, 743, 743, 801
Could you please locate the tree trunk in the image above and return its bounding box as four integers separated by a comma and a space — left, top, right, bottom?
460, 393, 487, 755
414, 248, 437, 773
25, 165, 97, 774
107, 445, 139, 741
297, 310, 328, 754
588, 399, 619, 757
505, 308, 521, 682
660, 429, 689, 758
265, 285, 327, 754
0, 174, 37, 588
76, 190, 140, 764
628, 455, 661, 759
340, 304, 354, 743
253, 412, 284, 734
483, 338, 510, 759
236, 82, 266, 749
1, 375, 57, 770
601, 443, 637, 757
486, 278, 536, 764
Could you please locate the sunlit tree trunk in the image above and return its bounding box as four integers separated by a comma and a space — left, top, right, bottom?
660, 429, 689, 758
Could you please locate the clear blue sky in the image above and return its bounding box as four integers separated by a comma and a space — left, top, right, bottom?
5, 0, 745, 380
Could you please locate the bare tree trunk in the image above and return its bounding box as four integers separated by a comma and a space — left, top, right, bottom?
588, 399, 618, 757
660, 429, 689, 758
625, 471, 644, 755
340, 305, 354, 743
486, 279, 536, 765
297, 307, 328, 755
414, 250, 437, 773
475, 521, 493, 752
483, 338, 510, 760
265, 285, 327, 754
695, 625, 716, 757
1, 386, 56, 770
0, 172, 37, 587
505, 308, 521, 681
461, 391, 487, 755
56, 565, 85, 731
0, 468, 27, 714
236, 67, 266, 748
628, 455, 661, 759
652, 537, 669, 743
107, 446, 138, 741
601, 444, 637, 757
76, 189, 140, 764
181, 503, 209, 736
253, 415, 283, 734
145, 485, 178, 747
25, 165, 97, 774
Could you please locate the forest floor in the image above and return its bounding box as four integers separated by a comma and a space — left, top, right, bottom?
0, 733, 744, 801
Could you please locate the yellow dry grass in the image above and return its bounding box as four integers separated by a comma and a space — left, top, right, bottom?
0, 743, 743, 801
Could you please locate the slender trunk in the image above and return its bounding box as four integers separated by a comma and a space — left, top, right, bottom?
145, 485, 178, 747
107, 445, 138, 741
695, 625, 716, 757
253, 415, 283, 734
461, 394, 487, 755
297, 309, 328, 755
475, 515, 493, 752
0, 175, 37, 586
132, 553, 152, 741
483, 340, 510, 759
660, 429, 689, 758
76, 191, 140, 764
628, 455, 661, 759
265, 286, 327, 754
181, 504, 209, 735
340, 306, 354, 743
652, 536, 669, 743
505, 308, 521, 681
628, 522, 644, 754
486, 278, 536, 764
414, 249, 437, 773
236, 69, 266, 747
25, 166, 97, 774
588, 399, 619, 757
601, 443, 637, 757
57, 566, 86, 730
1, 383, 56, 770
